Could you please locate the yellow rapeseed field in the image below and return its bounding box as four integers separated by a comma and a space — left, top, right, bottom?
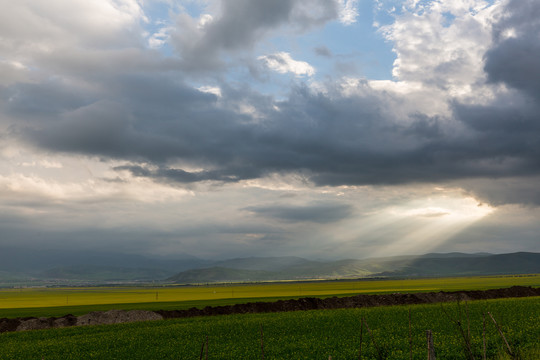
1, 274, 538, 310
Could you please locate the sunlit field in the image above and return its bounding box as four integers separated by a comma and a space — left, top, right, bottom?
1, 274, 538, 318
1, 297, 539, 359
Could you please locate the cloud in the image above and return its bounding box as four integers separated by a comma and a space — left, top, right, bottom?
0, 0, 165, 97
24, 100, 136, 157
2, 0, 540, 261
258, 52, 315, 77
114, 164, 260, 184
10, 70, 540, 208
444, 0, 540, 206
170, 0, 340, 71
337, 0, 359, 25
3, 0, 540, 212
314, 46, 333, 57
245, 203, 354, 223
404, 207, 450, 218
148, 25, 172, 49
458, 177, 540, 207
440, 204, 540, 254
0, 60, 29, 86
0, 0, 146, 54
380, 0, 494, 91
484, 0, 540, 99
14, 75, 231, 161
20, 160, 63, 169
3, 79, 93, 121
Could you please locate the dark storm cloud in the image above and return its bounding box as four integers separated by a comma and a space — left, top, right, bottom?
7, 0, 540, 208
453, 97, 540, 166
443, 94, 540, 206
484, 0, 540, 99
448, 0, 540, 205
172, 0, 338, 71
18, 75, 252, 162
245, 203, 354, 224
14, 75, 540, 198
0, 207, 285, 256
459, 177, 540, 207
115, 164, 262, 184
204, 0, 294, 49
3, 80, 94, 119
485, 38, 540, 99
314, 46, 333, 57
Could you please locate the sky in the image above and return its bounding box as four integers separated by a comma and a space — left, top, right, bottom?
1, 0, 539, 260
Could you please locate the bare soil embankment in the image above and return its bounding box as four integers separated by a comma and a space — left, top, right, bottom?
1, 286, 539, 333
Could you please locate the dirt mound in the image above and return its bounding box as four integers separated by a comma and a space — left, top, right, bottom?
0, 310, 161, 333
77, 310, 163, 326
1, 285, 538, 333
156, 286, 540, 319
15, 314, 78, 332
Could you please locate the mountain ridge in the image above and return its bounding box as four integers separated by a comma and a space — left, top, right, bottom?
0, 248, 537, 285
167, 252, 540, 284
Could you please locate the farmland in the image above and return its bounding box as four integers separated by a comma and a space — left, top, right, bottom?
1, 274, 539, 318
0, 275, 538, 359
0, 296, 539, 359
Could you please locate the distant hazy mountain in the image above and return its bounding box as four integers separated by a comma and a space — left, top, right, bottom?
166, 267, 278, 283
0, 246, 208, 272
211, 256, 318, 271
0, 246, 210, 284
167, 252, 540, 284
1, 248, 538, 285
419, 252, 492, 258
378, 252, 540, 277
40, 265, 173, 281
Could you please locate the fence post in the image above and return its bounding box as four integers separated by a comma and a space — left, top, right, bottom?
409, 308, 413, 360
260, 324, 265, 360
363, 318, 383, 360
482, 313, 487, 360
426, 330, 436, 360
199, 336, 205, 360
358, 316, 364, 360
487, 312, 513, 357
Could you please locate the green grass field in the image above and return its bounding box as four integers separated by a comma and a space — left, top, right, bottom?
1, 296, 538, 359
1, 274, 539, 319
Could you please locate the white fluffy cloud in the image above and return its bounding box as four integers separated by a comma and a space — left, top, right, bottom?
258, 52, 315, 77
0, 0, 151, 90
381, 0, 497, 95
0, 0, 146, 51
337, 0, 359, 25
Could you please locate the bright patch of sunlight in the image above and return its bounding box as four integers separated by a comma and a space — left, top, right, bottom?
374, 196, 494, 256
337, 195, 495, 258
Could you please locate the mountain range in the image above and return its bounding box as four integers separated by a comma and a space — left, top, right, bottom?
166, 252, 539, 283
0, 247, 538, 286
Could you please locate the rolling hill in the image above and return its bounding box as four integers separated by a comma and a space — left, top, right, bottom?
1, 247, 538, 285
167, 252, 540, 284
